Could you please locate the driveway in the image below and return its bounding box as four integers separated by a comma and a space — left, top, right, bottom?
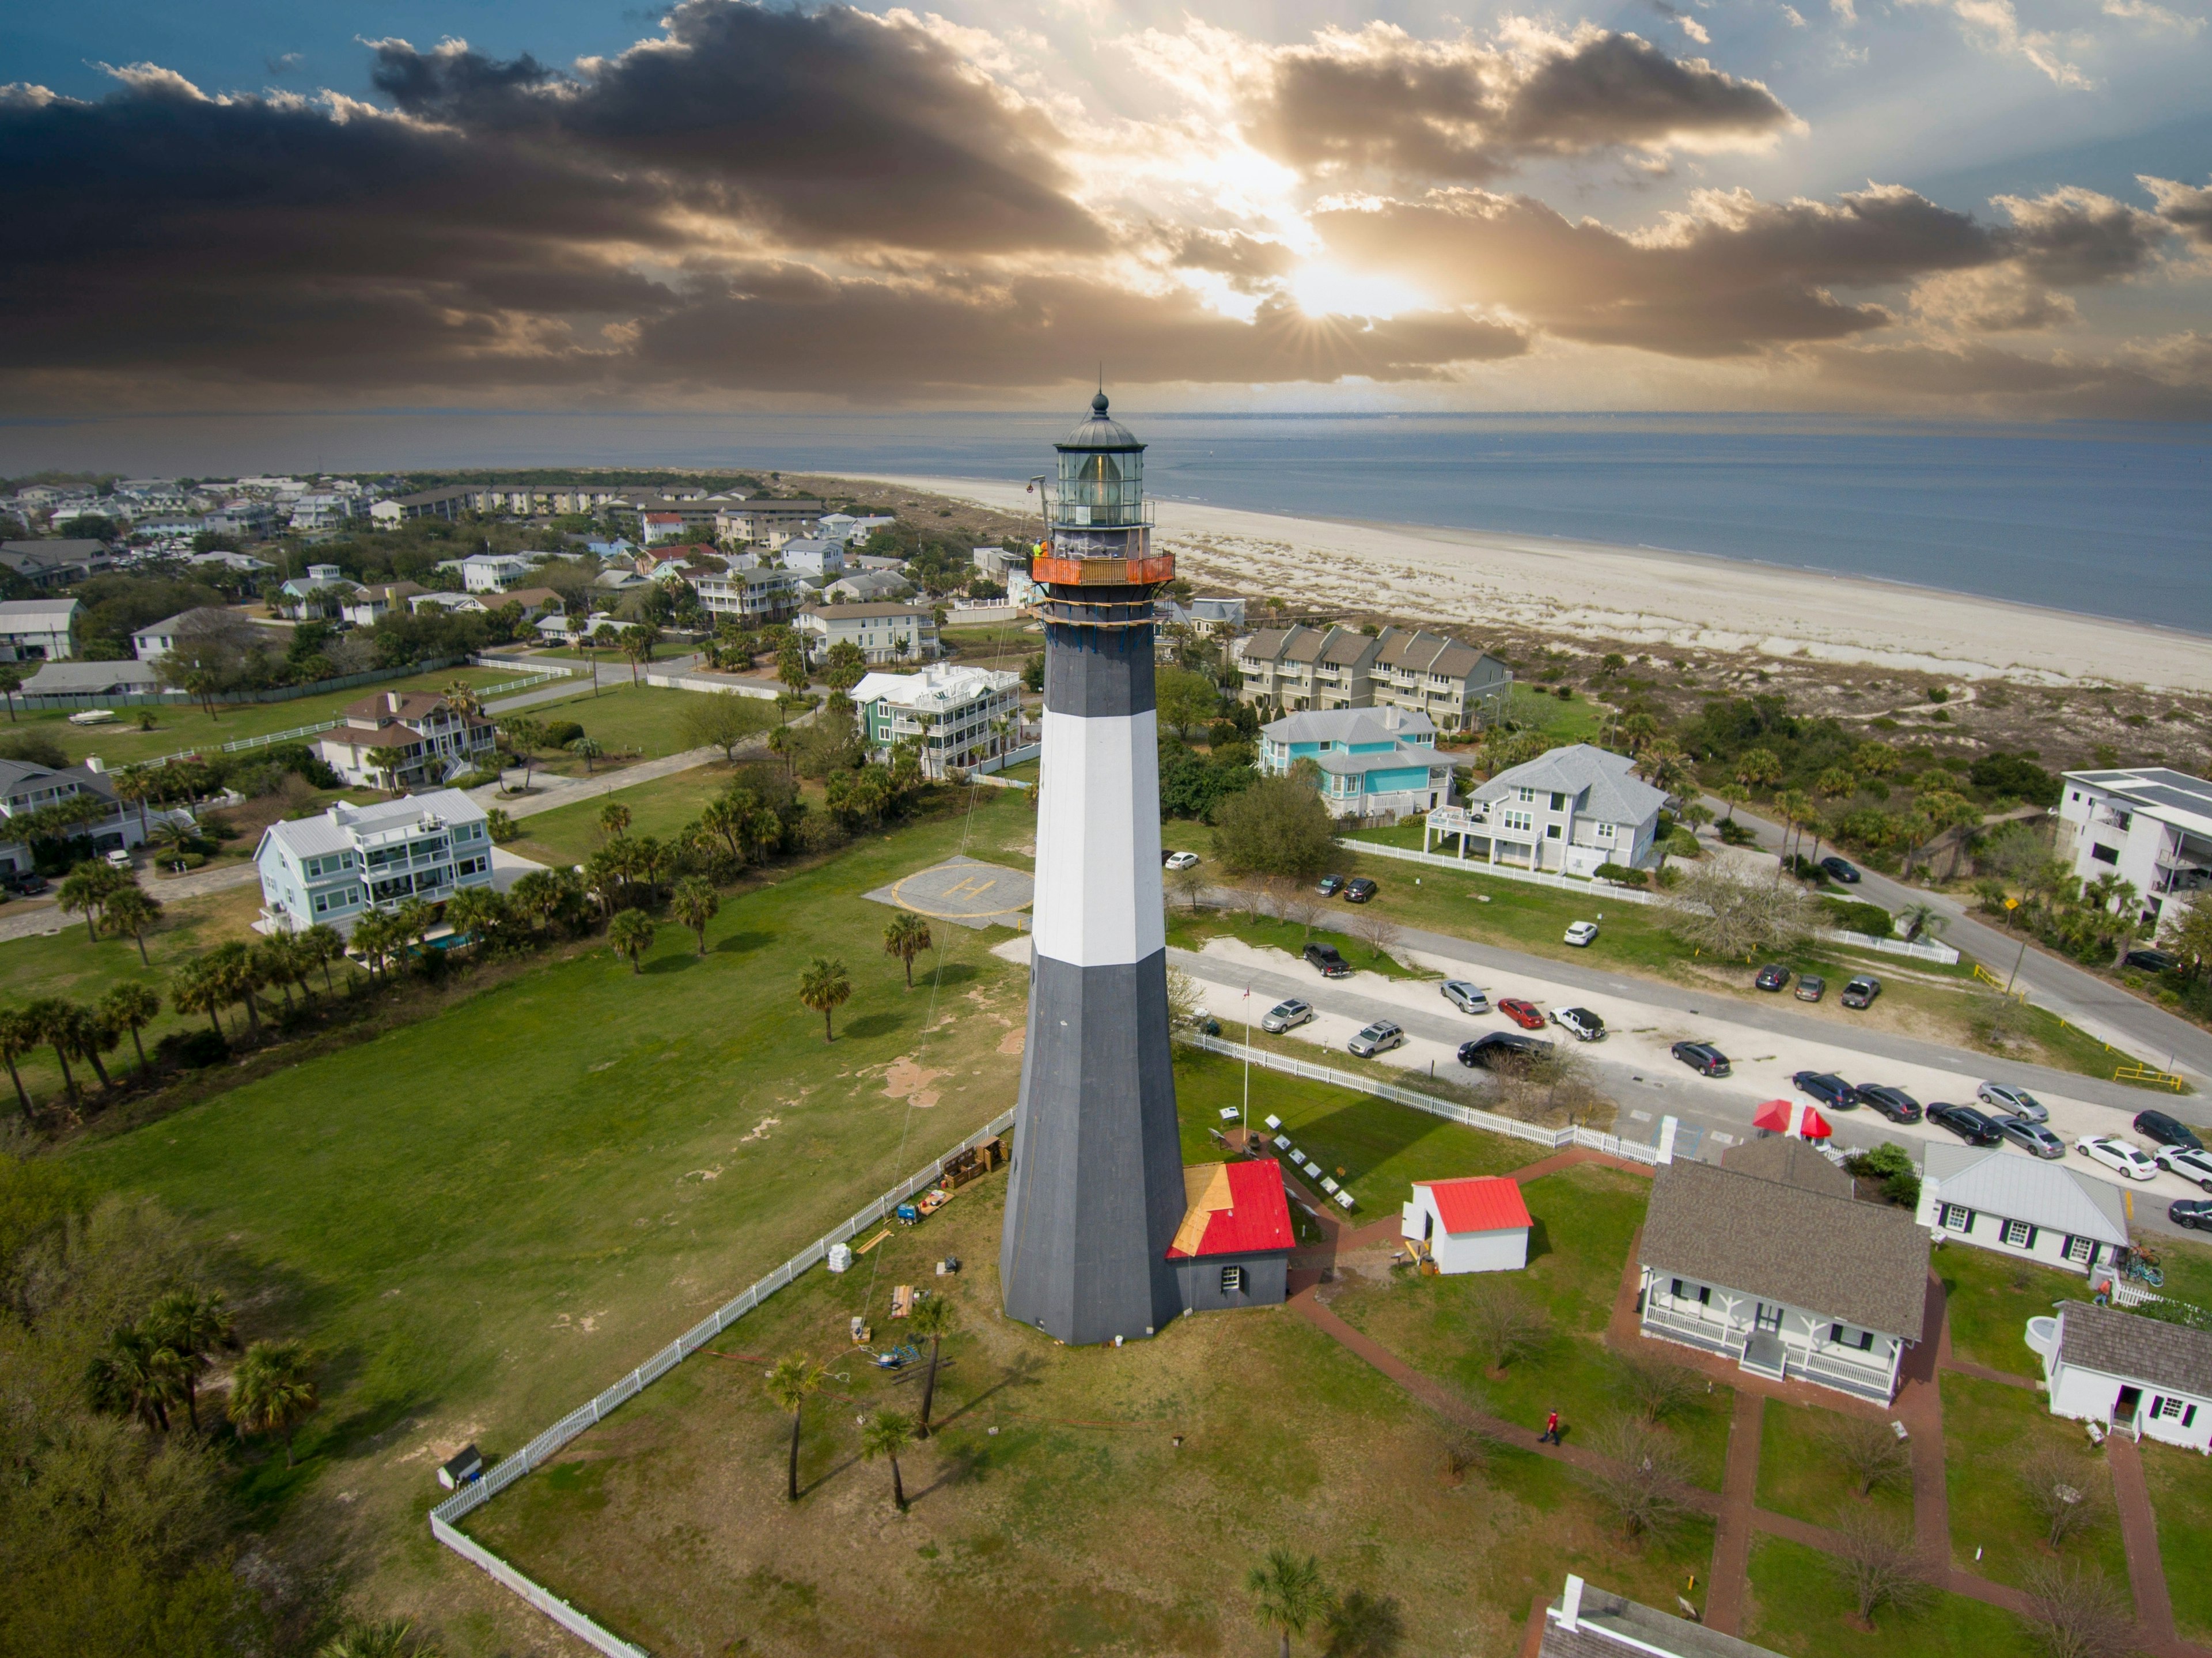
1707, 796, 2212, 1087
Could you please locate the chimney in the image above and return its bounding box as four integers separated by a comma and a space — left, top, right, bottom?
386, 692, 402, 714
84, 755, 106, 774
1559, 1576, 1585, 1633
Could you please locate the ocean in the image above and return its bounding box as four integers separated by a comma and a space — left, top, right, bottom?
7, 410, 2208, 633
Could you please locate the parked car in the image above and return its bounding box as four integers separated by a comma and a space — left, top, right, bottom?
1343, 877, 1378, 903
1995, 1116, 2066, 1159
1840, 976, 1883, 1010
2170, 1199, 2212, 1232
1856, 1085, 1924, 1125
2123, 948, 2179, 974
1164, 850, 1200, 870
1349, 1019, 1406, 1058
2075, 1135, 2158, 1182
1927, 1101, 2005, 1146
1794, 975, 1827, 1003
1261, 998, 1315, 1034
1670, 1040, 1732, 1078
1563, 920, 1599, 947
1821, 856, 1862, 884
1304, 942, 1351, 978
2134, 1110, 2205, 1152
103, 849, 132, 870
1459, 1031, 1550, 1069
1792, 1070, 1859, 1110
1977, 1082, 2047, 1123
1550, 1007, 1606, 1042
1441, 980, 1490, 1015
1498, 997, 1546, 1031
5, 872, 47, 896
2154, 1145, 2212, 1191
1316, 874, 1345, 897
1754, 964, 1792, 993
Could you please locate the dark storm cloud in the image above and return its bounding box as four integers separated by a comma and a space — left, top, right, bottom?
2141, 175, 2212, 246
1996, 187, 2166, 284
1248, 28, 1796, 182
366, 0, 1103, 255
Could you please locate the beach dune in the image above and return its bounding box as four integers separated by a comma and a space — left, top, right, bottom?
877, 474, 2212, 694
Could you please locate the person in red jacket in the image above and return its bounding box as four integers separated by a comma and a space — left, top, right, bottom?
1540, 1408, 1562, 1444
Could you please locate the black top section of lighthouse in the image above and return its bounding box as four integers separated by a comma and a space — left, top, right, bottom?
1031, 391, 1174, 639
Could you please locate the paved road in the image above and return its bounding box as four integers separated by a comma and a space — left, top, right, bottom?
1710, 796, 2212, 1085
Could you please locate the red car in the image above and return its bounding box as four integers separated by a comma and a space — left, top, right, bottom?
1498, 997, 1546, 1031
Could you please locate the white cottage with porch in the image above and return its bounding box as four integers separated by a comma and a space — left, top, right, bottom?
1423, 743, 1664, 875
2029, 1301, 2212, 1453
1916, 1142, 2132, 1278
1637, 1138, 1930, 1403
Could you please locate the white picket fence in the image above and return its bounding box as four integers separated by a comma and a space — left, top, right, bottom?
1343, 837, 1960, 963
1180, 1031, 1661, 1166
427, 1110, 1017, 1653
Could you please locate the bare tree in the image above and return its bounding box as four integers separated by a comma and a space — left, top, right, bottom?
1274, 882, 1323, 938
1613, 1353, 1700, 1425
1828, 1509, 1926, 1629
1581, 1417, 1690, 1540
1349, 907, 1403, 966
2020, 1561, 2135, 1658
1439, 1426, 1493, 1485
1491, 1044, 1607, 1127
2018, 1445, 2109, 1551
1465, 1281, 1552, 1375
1168, 860, 1208, 914
1165, 966, 1206, 1028
1670, 864, 1819, 960
1825, 1414, 1912, 1498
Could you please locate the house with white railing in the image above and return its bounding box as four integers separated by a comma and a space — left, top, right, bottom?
314, 691, 497, 790
2028, 1300, 2212, 1452
2056, 765, 2211, 934
253, 789, 495, 936
1637, 1136, 1930, 1402
1425, 743, 1664, 875
853, 664, 1025, 779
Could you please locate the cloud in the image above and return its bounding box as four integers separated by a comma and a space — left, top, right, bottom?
264, 52, 303, 76
2100, 0, 2205, 31
1897, 0, 2091, 88
1239, 23, 1797, 183
2142, 174, 2212, 245
1994, 186, 2166, 283
1315, 184, 2007, 356
1909, 266, 2077, 331
1808, 337, 2212, 417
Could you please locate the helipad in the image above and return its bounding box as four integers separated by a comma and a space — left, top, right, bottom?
864, 854, 1033, 931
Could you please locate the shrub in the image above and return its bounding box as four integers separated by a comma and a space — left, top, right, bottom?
542, 720, 585, 749
156, 1028, 229, 1069
1715, 819, 1758, 846
1592, 862, 1646, 887
1823, 898, 1895, 937
1844, 1142, 1921, 1207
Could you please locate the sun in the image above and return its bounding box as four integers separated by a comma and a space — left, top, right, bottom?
1286, 262, 1432, 320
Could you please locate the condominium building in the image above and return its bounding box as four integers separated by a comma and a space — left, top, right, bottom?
2056, 766, 2211, 931
1233, 624, 1379, 712
1235, 622, 1511, 732
695, 565, 808, 626
253, 790, 496, 936
853, 664, 1025, 779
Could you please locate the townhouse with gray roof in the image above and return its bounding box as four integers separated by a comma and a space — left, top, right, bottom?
1370, 626, 1514, 732
253, 789, 495, 936
1235, 622, 1511, 731
1425, 743, 1666, 875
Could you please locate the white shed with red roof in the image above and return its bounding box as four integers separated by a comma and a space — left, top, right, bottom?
1403, 1176, 1532, 1274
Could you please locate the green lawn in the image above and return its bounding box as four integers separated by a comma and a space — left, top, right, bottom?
1169, 1044, 1536, 1215
464, 1174, 1716, 1658
498, 683, 756, 762
1745, 1536, 2041, 1658
17, 664, 520, 769
2149, 1233, 2212, 1312
1756, 1399, 1915, 1530
502, 763, 733, 868
1940, 1373, 2129, 1589
1328, 1164, 1736, 1490
1936, 1244, 2084, 1376
65, 790, 1041, 1602
2143, 1441, 2212, 1643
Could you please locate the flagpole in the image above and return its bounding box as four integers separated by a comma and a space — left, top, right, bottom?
1242, 978, 1253, 1136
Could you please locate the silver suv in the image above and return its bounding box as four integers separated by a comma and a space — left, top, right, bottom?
1262, 998, 1314, 1034
1441, 980, 1490, 1015
1348, 1020, 1406, 1058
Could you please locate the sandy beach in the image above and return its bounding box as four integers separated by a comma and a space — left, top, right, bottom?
876, 474, 2212, 694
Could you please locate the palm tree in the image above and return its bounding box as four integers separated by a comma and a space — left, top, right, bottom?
1897, 901, 1946, 944
229, 1338, 320, 1466
57, 861, 122, 942
1247, 1550, 1331, 1658
0, 1005, 39, 1122
442, 679, 484, 721
112, 763, 157, 835
608, 908, 656, 972
763, 1353, 825, 1502
317, 1618, 438, 1658
145, 1288, 236, 1433
571, 735, 604, 775
392, 898, 437, 955
797, 957, 852, 1041
619, 624, 660, 685
0, 662, 20, 722
882, 911, 933, 990
103, 885, 162, 964
362, 745, 406, 797
501, 716, 546, 790
859, 1410, 916, 1513
671, 876, 719, 955
445, 887, 509, 950
599, 800, 632, 841
65, 1005, 118, 1091
906, 1294, 956, 1439
204, 941, 264, 1035
484, 807, 516, 843
1734, 747, 1783, 796
256, 934, 304, 1010
25, 997, 82, 1110
168, 961, 225, 1039
100, 983, 161, 1073
149, 816, 197, 865
85, 1323, 188, 1432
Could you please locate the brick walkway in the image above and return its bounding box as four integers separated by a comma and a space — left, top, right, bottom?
1703, 1391, 1764, 1634
2108, 1432, 2181, 1651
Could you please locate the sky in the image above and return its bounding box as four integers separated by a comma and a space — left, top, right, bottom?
4, 0, 2210, 420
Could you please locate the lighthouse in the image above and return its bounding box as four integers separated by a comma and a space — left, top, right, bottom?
998, 393, 1189, 1346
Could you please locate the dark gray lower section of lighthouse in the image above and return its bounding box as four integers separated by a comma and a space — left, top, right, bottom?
998, 949, 1188, 1345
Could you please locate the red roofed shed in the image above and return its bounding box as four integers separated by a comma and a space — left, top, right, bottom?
1403, 1176, 1532, 1275
1165, 1161, 1294, 1312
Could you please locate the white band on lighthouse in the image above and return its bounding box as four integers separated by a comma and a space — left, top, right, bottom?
1030, 706, 1166, 969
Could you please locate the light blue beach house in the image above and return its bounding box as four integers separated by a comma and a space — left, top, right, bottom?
1258, 705, 1453, 821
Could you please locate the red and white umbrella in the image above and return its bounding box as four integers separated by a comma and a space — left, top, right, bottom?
1752, 1098, 1832, 1140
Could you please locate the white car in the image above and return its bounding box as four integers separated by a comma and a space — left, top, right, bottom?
1564, 921, 1599, 948
1164, 850, 1200, 870
1441, 980, 1490, 1015
2074, 1135, 2158, 1182
1977, 1082, 2047, 1123
1347, 1019, 1406, 1058
1549, 1006, 1607, 1042
2155, 1145, 2212, 1192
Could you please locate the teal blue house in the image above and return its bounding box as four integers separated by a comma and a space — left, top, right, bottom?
1258, 706, 1452, 820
